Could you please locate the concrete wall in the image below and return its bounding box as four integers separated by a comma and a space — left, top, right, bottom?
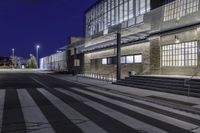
84, 42, 150, 79
79, 1, 200, 78
149, 28, 200, 76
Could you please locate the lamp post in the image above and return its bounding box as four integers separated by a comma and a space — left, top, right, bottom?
36, 45, 40, 69
116, 32, 121, 81
12, 48, 15, 68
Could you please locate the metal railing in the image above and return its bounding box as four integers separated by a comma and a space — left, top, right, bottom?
184, 67, 199, 97
77, 72, 116, 82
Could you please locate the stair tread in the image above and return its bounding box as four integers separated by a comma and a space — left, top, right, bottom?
113, 76, 200, 98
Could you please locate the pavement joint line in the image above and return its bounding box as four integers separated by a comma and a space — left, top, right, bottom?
31, 77, 91, 106
31, 77, 50, 89
46, 74, 200, 115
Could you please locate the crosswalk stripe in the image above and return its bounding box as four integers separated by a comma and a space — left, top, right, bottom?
46, 87, 139, 133
193, 128, 200, 133
27, 88, 83, 133
37, 88, 108, 133
56, 88, 168, 133
17, 89, 56, 133
0, 90, 6, 133
134, 99, 200, 120
71, 87, 199, 131
1, 89, 26, 133
86, 86, 200, 121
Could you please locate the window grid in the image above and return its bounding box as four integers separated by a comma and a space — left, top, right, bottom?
86, 0, 150, 36
162, 41, 198, 67
164, 0, 199, 22
102, 54, 142, 65
121, 54, 142, 64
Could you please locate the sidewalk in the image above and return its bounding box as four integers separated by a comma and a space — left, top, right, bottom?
49, 74, 200, 110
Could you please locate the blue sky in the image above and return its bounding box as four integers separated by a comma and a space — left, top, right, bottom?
0, 0, 96, 58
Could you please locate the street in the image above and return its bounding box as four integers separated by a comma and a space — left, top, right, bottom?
0, 70, 199, 133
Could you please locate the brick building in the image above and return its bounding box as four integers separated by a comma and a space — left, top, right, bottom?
69, 0, 200, 79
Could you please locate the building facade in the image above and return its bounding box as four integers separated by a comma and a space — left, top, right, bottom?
40, 0, 200, 79
67, 37, 85, 74
0, 57, 12, 68
78, 0, 200, 79
40, 47, 67, 71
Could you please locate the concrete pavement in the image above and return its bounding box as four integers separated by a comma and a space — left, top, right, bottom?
0, 70, 199, 133
48, 74, 200, 111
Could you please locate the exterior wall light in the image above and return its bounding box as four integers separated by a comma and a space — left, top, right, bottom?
175, 35, 180, 43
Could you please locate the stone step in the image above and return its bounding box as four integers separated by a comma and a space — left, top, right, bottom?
127, 76, 200, 85
123, 78, 200, 89
113, 82, 200, 98
118, 80, 200, 93
114, 75, 200, 97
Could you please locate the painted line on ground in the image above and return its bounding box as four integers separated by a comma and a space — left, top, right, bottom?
0, 90, 5, 133
18, 89, 55, 133
37, 88, 108, 133
56, 88, 168, 133
71, 87, 198, 131
85, 86, 200, 121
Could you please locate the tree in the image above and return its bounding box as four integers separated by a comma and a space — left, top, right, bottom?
26, 55, 37, 68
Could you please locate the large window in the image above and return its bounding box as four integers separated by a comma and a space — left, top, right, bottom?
102, 54, 142, 65
134, 55, 142, 63
164, 0, 199, 22
126, 55, 134, 63
121, 54, 143, 64
102, 57, 116, 64
86, 0, 151, 36
162, 41, 198, 67
102, 58, 108, 64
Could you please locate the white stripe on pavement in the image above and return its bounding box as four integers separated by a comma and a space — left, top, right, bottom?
0, 90, 5, 133
56, 88, 168, 133
17, 89, 55, 133
192, 127, 200, 133
37, 88, 108, 133
71, 87, 199, 131
86, 86, 200, 120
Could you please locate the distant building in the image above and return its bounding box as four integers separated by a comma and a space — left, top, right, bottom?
40, 47, 67, 71
0, 57, 12, 68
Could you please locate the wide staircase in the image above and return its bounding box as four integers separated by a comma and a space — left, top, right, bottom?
114, 75, 200, 98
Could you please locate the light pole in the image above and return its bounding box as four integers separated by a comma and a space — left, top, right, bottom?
116, 32, 121, 81
12, 48, 15, 68
36, 45, 40, 69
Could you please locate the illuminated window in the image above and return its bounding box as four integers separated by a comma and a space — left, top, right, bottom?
121, 56, 126, 64
126, 56, 134, 63
74, 59, 80, 67
162, 41, 198, 67
128, 0, 134, 19
164, 0, 199, 22
134, 55, 142, 63
70, 49, 74, 56
86, 0, 151, 36
102, 58, 107, 64
102, 57, 116, 65
124, 0, 128, 21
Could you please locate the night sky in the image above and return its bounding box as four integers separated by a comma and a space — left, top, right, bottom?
0, 0, 96, 58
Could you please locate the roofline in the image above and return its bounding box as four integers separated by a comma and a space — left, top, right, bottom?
84, 0, 101, 15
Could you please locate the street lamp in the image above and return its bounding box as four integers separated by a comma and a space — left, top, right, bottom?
12, 48, 15, 68
12, 48, 15, 57
36, 45, 40, 69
